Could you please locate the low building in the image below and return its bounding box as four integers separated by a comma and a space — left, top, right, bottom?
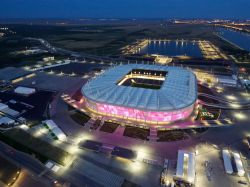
0, 116, 15, 130
0, 103, 20, 117
0, 116, 15, 125
43, 56, 54, 62
0, 103, 8, 111
14, 86, 36, 96
216, 75, 237, 87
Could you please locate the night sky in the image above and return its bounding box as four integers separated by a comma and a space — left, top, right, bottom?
0, 0, 250, 19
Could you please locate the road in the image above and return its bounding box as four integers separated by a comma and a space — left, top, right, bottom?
0, 141, 53, 186
0, 141, 101, 187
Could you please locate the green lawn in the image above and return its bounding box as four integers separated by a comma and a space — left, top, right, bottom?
70, 111, 90, 125
99, 121, 119, 133
0, 129, 72, 166
123, 126, 149, 140
157, 130, 188, 142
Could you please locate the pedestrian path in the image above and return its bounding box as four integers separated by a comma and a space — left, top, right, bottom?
113, 125, 125, 136
148, 127, 159, 141
73, 158, 124, 187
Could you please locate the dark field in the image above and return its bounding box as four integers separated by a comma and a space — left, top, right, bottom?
0, 129, 72, 166
70, 111, 90, 126
157, 129, 189, 142
100, 121, 119, 133
123, 126, 150, 140
0, 36, 67, 68
0, 23, 248, 68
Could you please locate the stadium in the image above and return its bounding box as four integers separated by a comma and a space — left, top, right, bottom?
81, 64, 197, 124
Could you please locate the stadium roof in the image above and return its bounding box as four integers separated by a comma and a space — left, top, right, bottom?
82, 64, 197, 111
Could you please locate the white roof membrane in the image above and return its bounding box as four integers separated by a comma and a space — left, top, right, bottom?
82, 64, 197, 111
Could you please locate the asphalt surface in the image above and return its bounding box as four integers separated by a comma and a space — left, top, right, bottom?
0, 141, 102, 187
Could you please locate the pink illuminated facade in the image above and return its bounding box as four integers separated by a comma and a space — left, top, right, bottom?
84, 98, 195, 124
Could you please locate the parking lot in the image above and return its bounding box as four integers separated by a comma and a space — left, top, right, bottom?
16, 71, 84, 92
45, 62, 107, 76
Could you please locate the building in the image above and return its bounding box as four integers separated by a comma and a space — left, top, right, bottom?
0, 103, 20, 117
0, 116, 15, 125
14, 86, 36, 96
175, 150, 195, 184
43, 56, 54, 62
0, 116, 15, 130
81, 64, 197, 124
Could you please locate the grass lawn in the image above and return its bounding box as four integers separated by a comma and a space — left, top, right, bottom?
0, 129, 72, 166
123, 126, 150, 140
157, 130, 188, 142
99, 121, 119, 133
196, 106, 220, 120
70, 111, 90, 126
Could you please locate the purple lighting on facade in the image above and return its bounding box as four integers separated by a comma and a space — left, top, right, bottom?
86, 99, 194, 123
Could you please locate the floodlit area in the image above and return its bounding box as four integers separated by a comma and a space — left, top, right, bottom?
234, 112, 248, 120
195, 144, 249, 187
198, 40, 227, 60
175, 150, 195, 184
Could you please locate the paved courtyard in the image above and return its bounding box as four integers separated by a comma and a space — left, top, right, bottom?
195, 144, 247, 187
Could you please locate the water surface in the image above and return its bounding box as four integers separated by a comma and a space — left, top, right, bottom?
138, 40, 202, 58
217, 28, 250, 52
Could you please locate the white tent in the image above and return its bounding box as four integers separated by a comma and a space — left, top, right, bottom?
52, 127, 67, 141
43, 120, 67, 141
176, 150, 195, 184
176, 150, 185, 178
222, 149, 233, 174
43, 120, 57, 129
232, 152, 245, 177
0, 103, 20, 117
187, 152, 195, 184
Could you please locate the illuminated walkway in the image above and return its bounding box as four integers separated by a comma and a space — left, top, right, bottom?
198, 93, 250, 109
